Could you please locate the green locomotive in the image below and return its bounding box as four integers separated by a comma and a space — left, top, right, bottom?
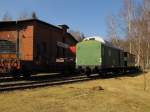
76, 36, 137, 76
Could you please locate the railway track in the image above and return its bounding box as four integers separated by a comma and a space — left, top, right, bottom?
0, 71, 141, 92
0, 73, 99, 92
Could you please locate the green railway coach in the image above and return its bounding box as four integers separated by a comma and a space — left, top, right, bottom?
76, 37, 125, 74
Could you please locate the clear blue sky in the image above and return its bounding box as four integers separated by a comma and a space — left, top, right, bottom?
0, 0, 123, 38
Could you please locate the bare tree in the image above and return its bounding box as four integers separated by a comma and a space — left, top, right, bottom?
2, 12, 12, 21
106, 0, 150, 90
106, 14, 122, 48
32, 11, 38, 19
18, 11, 38, 20
69, 30, 85, 41
106, 0, 150, 69
18, 11, 30, 20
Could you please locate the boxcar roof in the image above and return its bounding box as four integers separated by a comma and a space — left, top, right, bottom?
0, 19, 63, 30
0, 19, 78, 42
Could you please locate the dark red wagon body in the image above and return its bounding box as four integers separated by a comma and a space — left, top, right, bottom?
0, 19, 77, 77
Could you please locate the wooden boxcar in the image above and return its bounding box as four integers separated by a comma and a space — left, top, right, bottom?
0, 19, 77, 77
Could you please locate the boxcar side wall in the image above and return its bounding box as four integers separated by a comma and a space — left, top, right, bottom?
102, 44, 121, 68
0, 22, 34, 61
18, 22, 34, 61
0, 26, 17, 42
0, 24, 18, 59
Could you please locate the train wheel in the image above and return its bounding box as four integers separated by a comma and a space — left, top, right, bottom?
98, 71, 106, 78
10, 69, 21, 79
94, 67, 99, 74
22, 70, 31, 79
85, 67, 91, 77
79, 68, 85, 75
21, 65, 32, 79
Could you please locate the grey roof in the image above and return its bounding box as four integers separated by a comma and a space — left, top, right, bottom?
84, 36, 123, 50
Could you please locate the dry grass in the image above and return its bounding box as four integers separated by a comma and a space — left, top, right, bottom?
0, 72, 150, 112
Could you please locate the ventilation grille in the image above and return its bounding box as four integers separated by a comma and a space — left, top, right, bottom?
0, 40, 16, 53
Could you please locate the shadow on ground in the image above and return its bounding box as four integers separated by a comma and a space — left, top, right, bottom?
100, 71, 144, 79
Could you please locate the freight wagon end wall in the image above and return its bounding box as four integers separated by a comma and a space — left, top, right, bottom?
65, 33, 77, 57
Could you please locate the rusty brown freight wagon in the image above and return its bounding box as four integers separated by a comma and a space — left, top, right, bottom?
0, 19, 77, 78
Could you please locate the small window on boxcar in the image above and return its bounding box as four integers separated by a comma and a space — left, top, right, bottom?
0, 40, 16, 53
